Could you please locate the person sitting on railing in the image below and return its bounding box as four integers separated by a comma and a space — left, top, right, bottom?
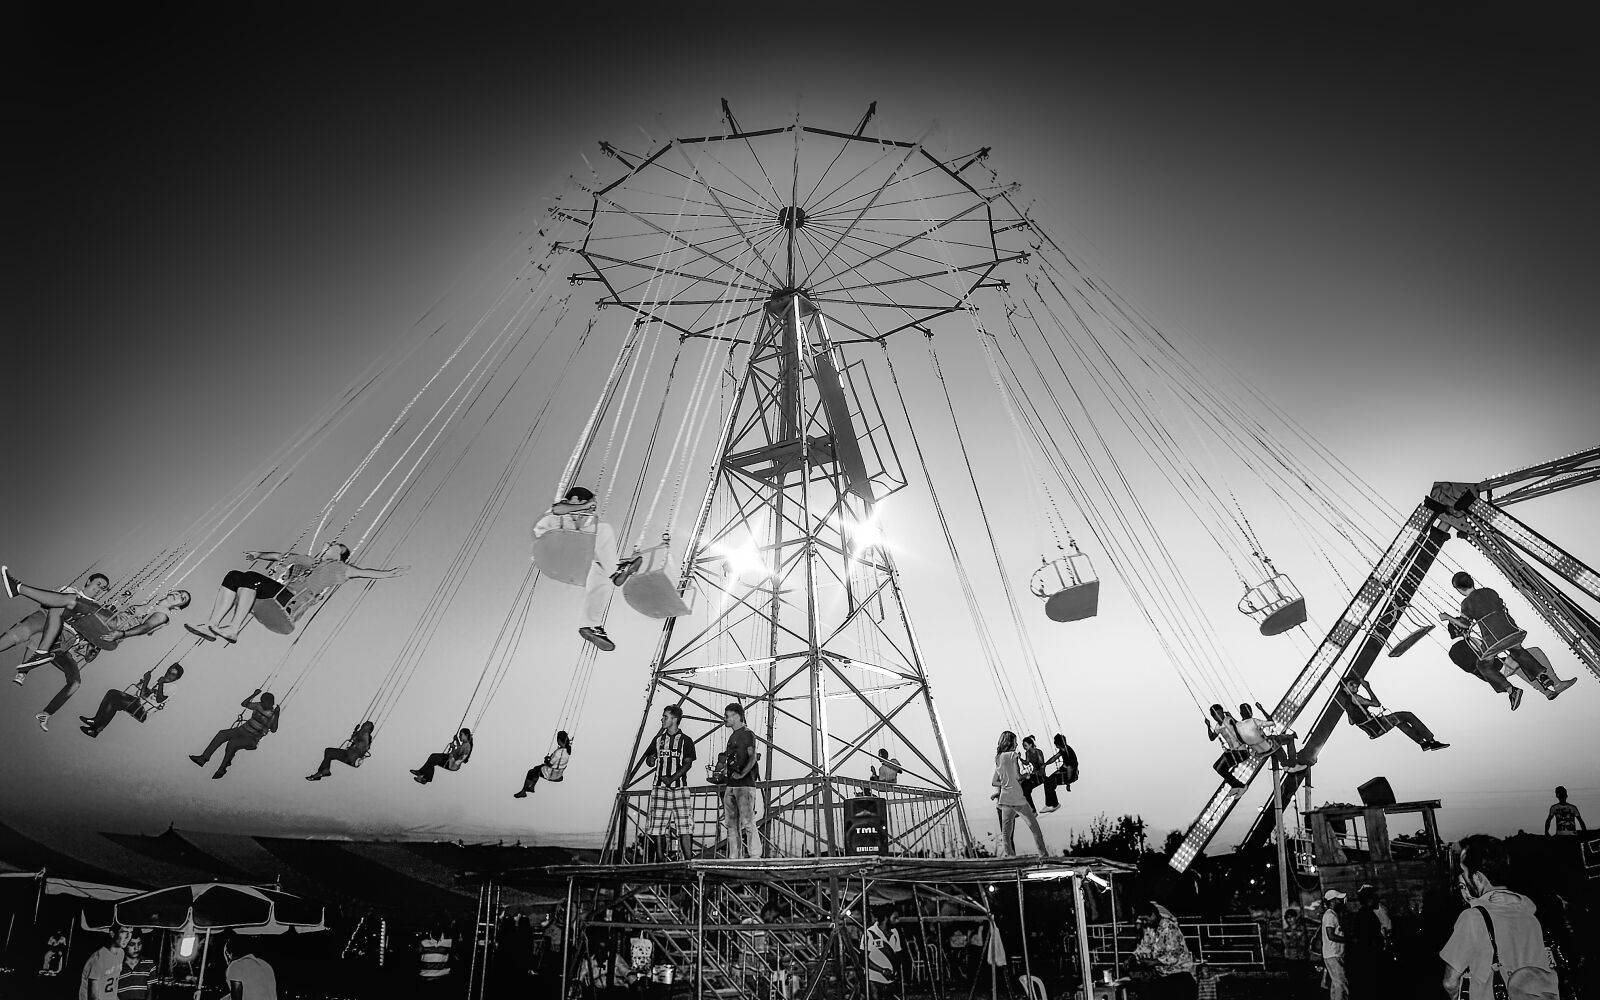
1205, 705, 1249, 789
870, 748, 902, 784
1338, 677, 1449, 751
1128, 900, 1197, 999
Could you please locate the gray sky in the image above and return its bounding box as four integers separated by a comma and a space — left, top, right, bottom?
3, 5, 1596, 860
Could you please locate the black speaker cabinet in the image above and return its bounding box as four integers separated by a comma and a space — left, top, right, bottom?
1358, 776, 1396, 807
843, 795, 889, 855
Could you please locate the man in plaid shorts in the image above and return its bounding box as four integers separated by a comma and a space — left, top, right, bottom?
643, 704, 697, 860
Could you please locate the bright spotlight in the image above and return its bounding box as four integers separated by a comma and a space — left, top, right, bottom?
178, 934, 197, 959
716, 538, 768, 582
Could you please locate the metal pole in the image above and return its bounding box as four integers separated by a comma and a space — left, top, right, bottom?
194, 928, 212, 1000
1272, 757, 1291, 920
1014, 871, 1033, 998
696, 872, 706, 1000
561, 876, 575, 1000
1071, 875, 1094, 997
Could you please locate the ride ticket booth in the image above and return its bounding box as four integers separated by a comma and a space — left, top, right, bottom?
1307, 797, 1448, 913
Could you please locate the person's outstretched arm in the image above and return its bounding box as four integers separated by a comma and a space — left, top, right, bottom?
245, 550, 287, 563
345, 563, 411, 580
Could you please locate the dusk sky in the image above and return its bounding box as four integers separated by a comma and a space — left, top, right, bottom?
4, 5, 1595, 869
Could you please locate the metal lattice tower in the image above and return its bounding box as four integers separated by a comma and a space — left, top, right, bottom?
563, 105, 1036, 860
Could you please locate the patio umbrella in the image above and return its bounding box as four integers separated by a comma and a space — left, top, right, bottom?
111, 882, 325, 934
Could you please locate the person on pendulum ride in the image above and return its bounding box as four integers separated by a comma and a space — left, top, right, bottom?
1234, 703, 1309, 773
411, 728, 473, 784
641, 705, 697, 860
305, 720, 375, 780
186, 542, 408, 643
79, 663, 183, 738
1338, 677, 1450, 751
991, 730, 1049, 856
189, 689, 280, 778
1440, 572, 1576, 699
1444, 620, 1525, 710
515, 730, 574, 796
1205, 705, 1250, 789
1, 571, 111, 669
530, 487, 630, 652
1038, 732, 1078, 814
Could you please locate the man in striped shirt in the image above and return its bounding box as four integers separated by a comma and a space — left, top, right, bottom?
116, 934, 155, 1000
643, 705, 697, 860
81, 664, 183, 738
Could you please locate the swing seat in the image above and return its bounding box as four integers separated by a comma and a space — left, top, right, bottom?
1239, 573, 1307, 636
1044, 581, 1100, 623
1357, 715, 1398, 739
1029, 549, 1100, 623
250, 587, 324, 636
532, 529, 597, 586
622, 542, 693, 619
1474, 608, 1527, 656
1387, 624, 1434, 657
64, 604, 122, 651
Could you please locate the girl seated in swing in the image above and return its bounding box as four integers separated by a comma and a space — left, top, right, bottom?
515, 730, 574, 797
306, 720, 376, 781
412, 728, 473, 784
1205, 704, 1250, 789
186, 542, 408, 643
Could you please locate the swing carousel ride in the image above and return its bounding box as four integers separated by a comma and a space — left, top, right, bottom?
10, 101, 1599, 993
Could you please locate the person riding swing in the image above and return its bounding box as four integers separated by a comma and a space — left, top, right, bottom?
411, 728, 473, 784
1440, 572, 1575, 699
80, 663, 183, 738
189, 689, 280, 778
306, 720, 375, 781
515, 730, 574, 797
1338, 677, 1449, 751
530, 487, 632, 652
1205, 704, 1250, 789
186, 542, 408, 643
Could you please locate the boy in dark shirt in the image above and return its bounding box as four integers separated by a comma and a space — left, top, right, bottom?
81, 664, 183, 737
721, 703, 761, 858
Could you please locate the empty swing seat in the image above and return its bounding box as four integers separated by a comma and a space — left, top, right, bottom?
1387, 624, 1435, 658
623, 544, 693, 620
1238, 573, 1308, 636
1473, 608, 1528, 656
1029, 549, 1100, 623
532, 528, 597, 586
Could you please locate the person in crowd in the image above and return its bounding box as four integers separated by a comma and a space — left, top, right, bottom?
80, 663, 183, 738
419, 925, 454, 986
1205, 704, 1249, 788
721, 703, 761, 858
305, 720, 375, 780
1444, 620, 1525, 709
1440, 835, 1560, 999
1320, 890, 1349, 1000
1338, 677, 1450, 751
864, 906, 904, 1000
189, 689, 280, 778
1440, 572, 1575, 698
1277, 907, 1314, 998
531, 486, 628, 653
1544, 786, 1586, 836
222, 933, 278, 1000
1039, 732, 1078, 813
991, 730, 1049, 856
516, 730, 574, 796
3, 572, 112, 669
1127, 900, 1197, 999
1193, 962, 1220, 1000
79, 926, 129, 1000
40, 928, 67, 977
1234, 702, 1309, 771
870, 748, 902, 785
1360, 884, 1393, 950
117, 933, 155, 1000
642, 705, 697, 860
411, 728, 473, 784
186, 542, 407, 643
1345, 886, 1386, 997
1018, 735, 1048, 811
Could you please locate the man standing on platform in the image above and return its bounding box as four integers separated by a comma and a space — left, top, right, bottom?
1320, 890, 1350, 1000
643, 704, 697, 860
721, 703, 761, 858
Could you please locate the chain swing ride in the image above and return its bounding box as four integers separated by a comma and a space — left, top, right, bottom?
10, 103, 1596, 994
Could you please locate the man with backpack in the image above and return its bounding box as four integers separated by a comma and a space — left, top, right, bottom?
1440, 835, 1560, 999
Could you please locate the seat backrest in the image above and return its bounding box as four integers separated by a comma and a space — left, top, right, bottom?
1019, 974, 1047, 1000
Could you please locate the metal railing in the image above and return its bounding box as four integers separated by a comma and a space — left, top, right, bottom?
1085, 918, 1264, 976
